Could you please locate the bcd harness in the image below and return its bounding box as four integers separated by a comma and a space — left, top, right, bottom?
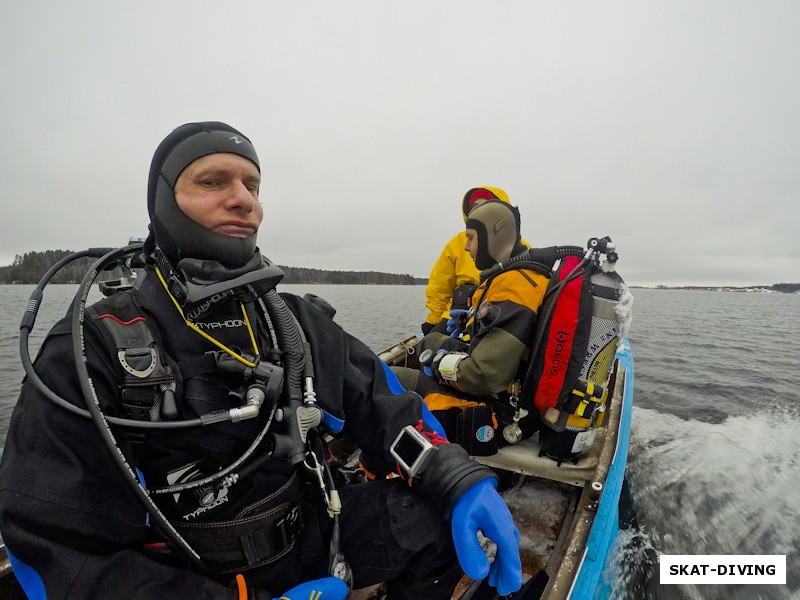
19, 243, 353, 585
87, 276, 345, 577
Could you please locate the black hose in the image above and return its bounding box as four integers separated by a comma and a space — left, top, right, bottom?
262, 288, 308, 465
19, 246, 211, 430
70, 247, 205, 570
20, 248, 113, 333
479, 245, 585, 281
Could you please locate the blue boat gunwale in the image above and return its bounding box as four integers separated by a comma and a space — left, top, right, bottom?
568, 339, 635, 599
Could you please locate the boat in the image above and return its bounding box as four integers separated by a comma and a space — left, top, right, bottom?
370, 332, 635, 600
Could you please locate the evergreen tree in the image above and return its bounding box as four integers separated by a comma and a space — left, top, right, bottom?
0, 251, 425, 285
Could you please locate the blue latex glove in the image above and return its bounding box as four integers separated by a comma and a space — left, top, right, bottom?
446, 308, 469, 337
276, 576, 348, 600
451, 479, 522, 597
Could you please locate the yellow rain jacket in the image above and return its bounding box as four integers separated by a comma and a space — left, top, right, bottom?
424, 230, 480, 327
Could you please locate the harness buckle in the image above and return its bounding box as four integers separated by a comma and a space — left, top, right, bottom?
276, 505, 303, 548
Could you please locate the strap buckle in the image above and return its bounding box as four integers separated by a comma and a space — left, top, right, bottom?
276, 504, 303, 548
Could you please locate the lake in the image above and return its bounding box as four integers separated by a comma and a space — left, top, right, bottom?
1, 283, 799, 599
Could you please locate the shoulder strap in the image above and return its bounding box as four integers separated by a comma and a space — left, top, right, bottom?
87, 291, 179, 422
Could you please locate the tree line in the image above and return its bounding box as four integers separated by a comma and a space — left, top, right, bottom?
771, 283, 800, 293
0, 250, 105, 284
0, 250, 426, 286
278, 265, 422, 285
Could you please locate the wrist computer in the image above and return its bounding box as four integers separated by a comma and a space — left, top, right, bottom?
390, 425, 437, 478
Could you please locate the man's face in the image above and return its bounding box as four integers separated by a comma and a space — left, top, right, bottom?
464, 229, 479, 260
174, 153, 263, 237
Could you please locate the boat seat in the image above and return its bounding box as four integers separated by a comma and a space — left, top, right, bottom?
473, 428, 606, 487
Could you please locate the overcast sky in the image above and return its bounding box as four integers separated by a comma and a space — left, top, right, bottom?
1, 1, 798, 287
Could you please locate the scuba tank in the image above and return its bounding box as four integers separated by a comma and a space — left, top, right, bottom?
519, 237, 630, 464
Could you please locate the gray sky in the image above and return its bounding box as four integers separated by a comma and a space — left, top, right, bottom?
1, 1, 798, 287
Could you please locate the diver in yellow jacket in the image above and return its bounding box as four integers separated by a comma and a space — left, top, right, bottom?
422, 186, 513, 334
404, 200, 549, 455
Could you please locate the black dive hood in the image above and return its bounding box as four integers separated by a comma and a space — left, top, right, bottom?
147, 121, 261, 270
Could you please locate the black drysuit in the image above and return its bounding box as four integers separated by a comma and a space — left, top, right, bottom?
0, 269, 492, 599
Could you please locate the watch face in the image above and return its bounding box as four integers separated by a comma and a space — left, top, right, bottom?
418, 348, 433, 365
393, 432, 425, 469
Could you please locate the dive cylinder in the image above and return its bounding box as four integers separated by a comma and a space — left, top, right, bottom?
524, 238, 630, 463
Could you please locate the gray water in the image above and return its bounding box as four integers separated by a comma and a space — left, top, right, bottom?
1, 284, 799, 599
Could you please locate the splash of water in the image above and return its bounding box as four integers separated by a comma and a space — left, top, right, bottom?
616, 406, 800, 599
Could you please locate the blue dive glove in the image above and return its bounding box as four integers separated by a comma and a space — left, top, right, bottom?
451, 478, 522, 597
276, 576, 348, 600
446, 308, 469, 337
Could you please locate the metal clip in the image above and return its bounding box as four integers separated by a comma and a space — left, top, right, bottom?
304, 452, 332, 514
503, 381, 528, 445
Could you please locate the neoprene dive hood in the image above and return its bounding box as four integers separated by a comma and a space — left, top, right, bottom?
146, 121, 261, 270
465, 200, 524, 270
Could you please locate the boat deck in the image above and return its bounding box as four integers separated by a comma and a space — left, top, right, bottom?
478, 430, 605, 488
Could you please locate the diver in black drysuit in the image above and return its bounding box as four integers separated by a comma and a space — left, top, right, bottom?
0, 121, 522, 600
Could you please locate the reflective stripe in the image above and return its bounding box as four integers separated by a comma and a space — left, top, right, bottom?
381, 360, 406, 395
320, 408, 345, 434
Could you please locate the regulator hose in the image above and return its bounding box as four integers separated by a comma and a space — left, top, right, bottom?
479, 245, 585, 282
70, 246, 205, 570
23, 244, 308, 569
261, 286, 350, 586
20, 245, 210, 430
20, 248, 113, 420
261, 288, 309, 466
472, 245, 589, 344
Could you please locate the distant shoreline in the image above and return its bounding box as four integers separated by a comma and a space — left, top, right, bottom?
629, 284, 800, 293
2, 251, 796, 291
0, 250, 428, 286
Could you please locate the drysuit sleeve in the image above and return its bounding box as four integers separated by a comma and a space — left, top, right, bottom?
0, 320, 256, 600
281, 294, 496, 514
423, 269, 548, 396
